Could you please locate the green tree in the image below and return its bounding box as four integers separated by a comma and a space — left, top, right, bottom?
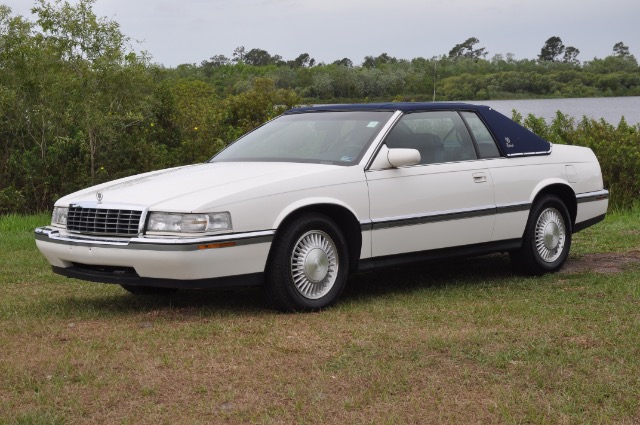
244, 48, 282, 66
538, 36, 565, 62
332, 57, 353, 67
214, 78, 300, 143
289, 53, 315, 68
613, 42, 630, 58
203, 54, 230, 67
164, 79, 219, 163
448, 37, 487, 59
584, 53, 639, 74
562, 46, 580, 65
0, 0, 154, 212
362, 53, 398, 68
0, 6, 38, 211
232, 46, 246, 63
32, 0, 153, 184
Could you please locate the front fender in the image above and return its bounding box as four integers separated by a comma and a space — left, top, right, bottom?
272, 197, 362, 229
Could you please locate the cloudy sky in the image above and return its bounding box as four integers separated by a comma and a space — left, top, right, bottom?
4, 0, 639, 67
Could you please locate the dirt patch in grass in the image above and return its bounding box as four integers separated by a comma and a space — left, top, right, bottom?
563, 250, 640, 274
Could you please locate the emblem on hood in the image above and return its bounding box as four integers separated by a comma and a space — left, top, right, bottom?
96, 191, 103, 204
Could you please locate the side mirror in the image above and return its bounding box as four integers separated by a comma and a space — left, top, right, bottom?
388, 148, 421, 168
370, 146, 421, 169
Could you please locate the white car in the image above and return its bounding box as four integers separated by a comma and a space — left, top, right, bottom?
35, 103, 609, 311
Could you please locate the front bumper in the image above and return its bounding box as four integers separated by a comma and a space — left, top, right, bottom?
35, 227, 274, 287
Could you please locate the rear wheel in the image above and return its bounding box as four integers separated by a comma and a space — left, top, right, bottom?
266, 213, 349, 312
511, 194, 572, 275
120, 285, 177, 295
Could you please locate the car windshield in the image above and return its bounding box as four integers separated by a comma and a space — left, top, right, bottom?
211, 111, 394, 165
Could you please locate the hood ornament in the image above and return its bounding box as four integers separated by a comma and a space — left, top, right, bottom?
96, 191, 104, 204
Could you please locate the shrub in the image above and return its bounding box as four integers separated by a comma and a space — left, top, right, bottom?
517, 111, 640, 209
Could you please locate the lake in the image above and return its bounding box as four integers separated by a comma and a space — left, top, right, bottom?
465, 96, 640, 125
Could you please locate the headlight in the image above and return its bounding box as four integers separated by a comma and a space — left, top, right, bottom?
51, 206, 68, 227
147, 212, 232, 234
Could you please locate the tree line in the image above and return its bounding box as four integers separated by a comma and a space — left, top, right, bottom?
0, 0, 638, 214
193, 37, 639, 102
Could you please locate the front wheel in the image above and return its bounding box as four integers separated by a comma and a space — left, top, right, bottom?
266, 213, 349, 312
511, 194, 572, 275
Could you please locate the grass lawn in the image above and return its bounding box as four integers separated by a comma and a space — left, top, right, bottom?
1, 209, 639, 424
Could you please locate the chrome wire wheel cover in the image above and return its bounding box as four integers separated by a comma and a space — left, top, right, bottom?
290, 230, 339, 300
534, 207, 566, 263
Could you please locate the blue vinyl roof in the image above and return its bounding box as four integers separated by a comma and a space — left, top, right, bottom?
286, 102, 551, 157
286, 102, 479, 113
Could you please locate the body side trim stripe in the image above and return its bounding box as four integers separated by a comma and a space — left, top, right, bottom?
495, 202, 531, 214
370, 206, 496, 230
360, 202, 531, 231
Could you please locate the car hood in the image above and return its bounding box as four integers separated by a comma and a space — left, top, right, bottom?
57, 162, 360, 211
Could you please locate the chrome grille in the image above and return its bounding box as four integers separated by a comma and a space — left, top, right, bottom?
67, 206, 142, 236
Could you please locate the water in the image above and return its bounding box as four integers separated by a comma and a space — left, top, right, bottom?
466, 96, 640, 125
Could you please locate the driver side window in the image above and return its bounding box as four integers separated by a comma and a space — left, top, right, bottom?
384, 111, 477, 164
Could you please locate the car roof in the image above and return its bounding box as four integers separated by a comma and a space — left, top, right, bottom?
286, 102, 488, 114
286, 102, 552, 158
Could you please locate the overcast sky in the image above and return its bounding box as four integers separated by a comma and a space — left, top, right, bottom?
4, 0, 640, 67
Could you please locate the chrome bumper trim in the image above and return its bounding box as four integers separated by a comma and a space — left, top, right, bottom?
576, 189, 610, 204
35, 227, 275, 251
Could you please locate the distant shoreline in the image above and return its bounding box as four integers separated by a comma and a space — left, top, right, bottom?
466, 96, 640, 125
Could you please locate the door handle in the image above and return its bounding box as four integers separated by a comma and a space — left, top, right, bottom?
473, 173, 487, 183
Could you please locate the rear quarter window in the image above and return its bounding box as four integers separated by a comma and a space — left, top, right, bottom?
461, 111, 502, 159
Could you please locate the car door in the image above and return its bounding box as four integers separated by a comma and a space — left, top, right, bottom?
365, 110, 496, 257
459, 110, 538, 242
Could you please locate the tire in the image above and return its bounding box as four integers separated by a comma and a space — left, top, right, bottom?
120, 285, 177, 295
511, 194, 572, 275
266, 213, 349, 312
